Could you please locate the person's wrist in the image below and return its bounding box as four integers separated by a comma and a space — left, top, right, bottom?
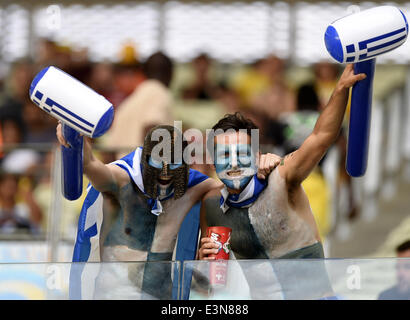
335, 82, 349, 94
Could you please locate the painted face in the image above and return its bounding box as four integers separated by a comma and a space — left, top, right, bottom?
148, 156, 183, 196
214, 142, 256, 190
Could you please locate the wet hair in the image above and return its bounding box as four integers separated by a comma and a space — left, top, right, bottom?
207, 112, 259, 154
211, 112, 258, 135
142, 51, 173, 87
396, 240, 410, 253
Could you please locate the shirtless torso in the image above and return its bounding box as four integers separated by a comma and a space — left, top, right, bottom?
93, 167, 214, 299
202, 168, 321, 260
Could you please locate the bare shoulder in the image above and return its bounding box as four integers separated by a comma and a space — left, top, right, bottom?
277, 150, 300, 186
107, 163, 131, 188
203, 184, 223, 201
277, 153, 290, 180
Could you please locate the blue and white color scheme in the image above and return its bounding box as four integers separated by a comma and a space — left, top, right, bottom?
214, 143, 257, 190
29, 66, 114, 138
220, 175, 267, 213
325, 6, 408, 64
72, 147, 208, 263
324, 5, 408, 177
29, 66, 115, 200
69, 147, 207, 299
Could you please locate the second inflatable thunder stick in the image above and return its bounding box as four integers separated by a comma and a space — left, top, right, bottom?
29, 66, 114, 200
325, 6, 408, 177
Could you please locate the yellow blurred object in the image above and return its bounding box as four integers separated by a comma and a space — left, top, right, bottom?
119, 42, 139, 65
302, 168, 330, 241
230, 68, 270, 108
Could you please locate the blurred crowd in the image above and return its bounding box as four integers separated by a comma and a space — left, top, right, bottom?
0, 38, 358, 245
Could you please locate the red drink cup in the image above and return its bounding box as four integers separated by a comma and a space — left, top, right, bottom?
207, 226, 231, 287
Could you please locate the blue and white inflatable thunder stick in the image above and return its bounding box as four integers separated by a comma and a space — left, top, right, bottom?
325, 6, 408, 177
29, 66, 114, 200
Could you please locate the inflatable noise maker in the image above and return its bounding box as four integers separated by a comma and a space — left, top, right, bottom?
29, 66, 114, 200
325, 6, 408, 177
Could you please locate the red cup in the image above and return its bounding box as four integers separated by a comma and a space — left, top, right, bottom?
207, 226, 231, 287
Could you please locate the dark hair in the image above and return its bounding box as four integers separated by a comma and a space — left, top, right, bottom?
211, 112, 258, 134
396, 240, 410, 253
207, 112, 259, 154
297, 83, 320, 111
142, 51, 173, 87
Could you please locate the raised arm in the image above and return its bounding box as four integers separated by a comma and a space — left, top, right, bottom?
56, 123, 129, 193
279, 64, 366, 187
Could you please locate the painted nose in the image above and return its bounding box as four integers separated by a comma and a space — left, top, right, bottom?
161, 162, 169, 177
230, 145, 238, 169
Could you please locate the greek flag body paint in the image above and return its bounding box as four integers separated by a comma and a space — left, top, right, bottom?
215, 144, 256, 190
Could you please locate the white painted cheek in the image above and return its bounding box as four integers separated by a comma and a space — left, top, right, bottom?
230, 145, 238, 169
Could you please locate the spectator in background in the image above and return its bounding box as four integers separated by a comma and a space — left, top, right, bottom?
230, 57, 270, 109
107, 43, 145, 108
313, 61, 341, 108
0, 59, 33, 121
378, 240, 410, 300
0, 115, 41, 177
182, 53, 218, 101
22, 99, 57, 144
109, 62, 144, 109
88, 62, 115, 100
104, 51, 174, 158
214, 82, 241, 114
0, 171, 42, 234
34, 39, 59, 71
231, 55, 295, 115
251, 55, 296, 120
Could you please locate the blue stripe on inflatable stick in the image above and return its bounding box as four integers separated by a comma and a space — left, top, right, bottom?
367, 34, 407, 52
358, 27, 407, 50
52, 109, 92, 134
44, 97, 94, 128
361, 41, 407, 61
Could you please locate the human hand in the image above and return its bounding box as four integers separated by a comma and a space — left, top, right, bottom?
337, 64, 367, 90
56, 122, 70, 148
257, 153, 282, 180
199, 237, 220, 260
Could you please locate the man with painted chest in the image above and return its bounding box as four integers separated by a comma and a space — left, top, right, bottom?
198, 64, 366, 298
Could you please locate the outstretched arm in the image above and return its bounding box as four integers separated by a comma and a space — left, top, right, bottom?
56, 123, 129, 193
279, 64, 366, 188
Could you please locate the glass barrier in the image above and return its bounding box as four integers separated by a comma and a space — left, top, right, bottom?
1, 258, 408, 300
0, 261, 181, 300
182, 258, 410, 300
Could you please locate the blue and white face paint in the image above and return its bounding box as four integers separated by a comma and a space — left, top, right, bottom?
214, 143, 257, 190
148, 156, 183, 199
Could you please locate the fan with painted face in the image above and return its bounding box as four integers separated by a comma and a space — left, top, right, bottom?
141, 125, 189, 200
213, 130, 257, 191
